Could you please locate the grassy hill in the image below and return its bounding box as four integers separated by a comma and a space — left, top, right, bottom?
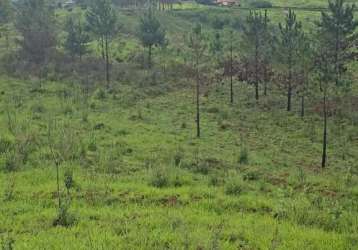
0, 75, 357, 249
0, 2, 358, 250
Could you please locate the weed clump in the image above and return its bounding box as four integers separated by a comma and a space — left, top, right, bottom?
53, 202, 76, 227
94, 88, 106, 100
0, 136, 13, 154
150, 167, 169, 188
1, 235, 14, 250
238, 147, 249, 165
225, 177, 245, 196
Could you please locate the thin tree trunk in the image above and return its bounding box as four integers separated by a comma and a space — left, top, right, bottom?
255, 46, 259, 101
196, 53, 200, 138
287, 82, 292, 112
105, 36, 110, 88
230, 36, 233, 104
334, 29, 339, 86
100, 36, 105, 60
148, 45, 152, 69
56, 161, 61, 209
322, 88, 328, 168
287, 57, 292, 112
264, 65, 267, 96
301, 95, 305, 118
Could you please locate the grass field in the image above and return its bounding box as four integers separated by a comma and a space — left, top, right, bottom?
0, 0, 358, 249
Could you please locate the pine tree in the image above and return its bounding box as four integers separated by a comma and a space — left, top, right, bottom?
242, 11, 267, 101
64, 15, 91, 61
297, 33, 314, 118
138, 8, 166, 69
315, 0, 357, 168
15, 0, 57, 78
317, 0, 358, 86
261, 10, 273, 96
86, 0, 117, 87
0, 0, 12, 49
277, 9, 303, 112
188, 23, 206, 138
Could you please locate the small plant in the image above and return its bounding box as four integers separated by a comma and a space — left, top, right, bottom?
4, 151, 18, 172
62, 105, 73, 115
194, 161, 210, 175
64, 169, 75, 195
208, 175, 222, 186
3, 176, 16, 202
239, 134, 249, 165
88, 134, 97, 152
0, 136, 13, 154
297, 167, 306, 186
94, 88, 106, 100
31, 103, 46, 114
225, 177, 245, 196
173, 147, 184, 166
1, 235, 14, 250
53, 201, 76, 227
239, 147, 249, 165
243, 170, 260, 181
150, 167, 169, 188
218, 120, 231, 130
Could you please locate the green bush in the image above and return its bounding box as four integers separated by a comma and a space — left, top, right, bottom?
249, 0, 273, 8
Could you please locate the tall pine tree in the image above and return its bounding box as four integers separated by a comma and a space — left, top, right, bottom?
315, 0, 357, 168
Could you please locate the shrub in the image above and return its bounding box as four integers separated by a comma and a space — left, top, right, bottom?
1, 235, 14, 250
31, 103, 46, 114
173, 147, 184, 166
225, 177, 245, 196
249, 1, 273, 8
0, 136, 13, 154
150, 167, 169, 188
64, 169, 75, 192
94, 88, 106, 100
243, 170, 260, 181
62, 105, 73, 115
219, 120, 231, 130
3, 177, 16, 202
53, 202, 76, 227
207, 106, 220, 114
4, 151, 18, 172
239, 147, 249, 165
